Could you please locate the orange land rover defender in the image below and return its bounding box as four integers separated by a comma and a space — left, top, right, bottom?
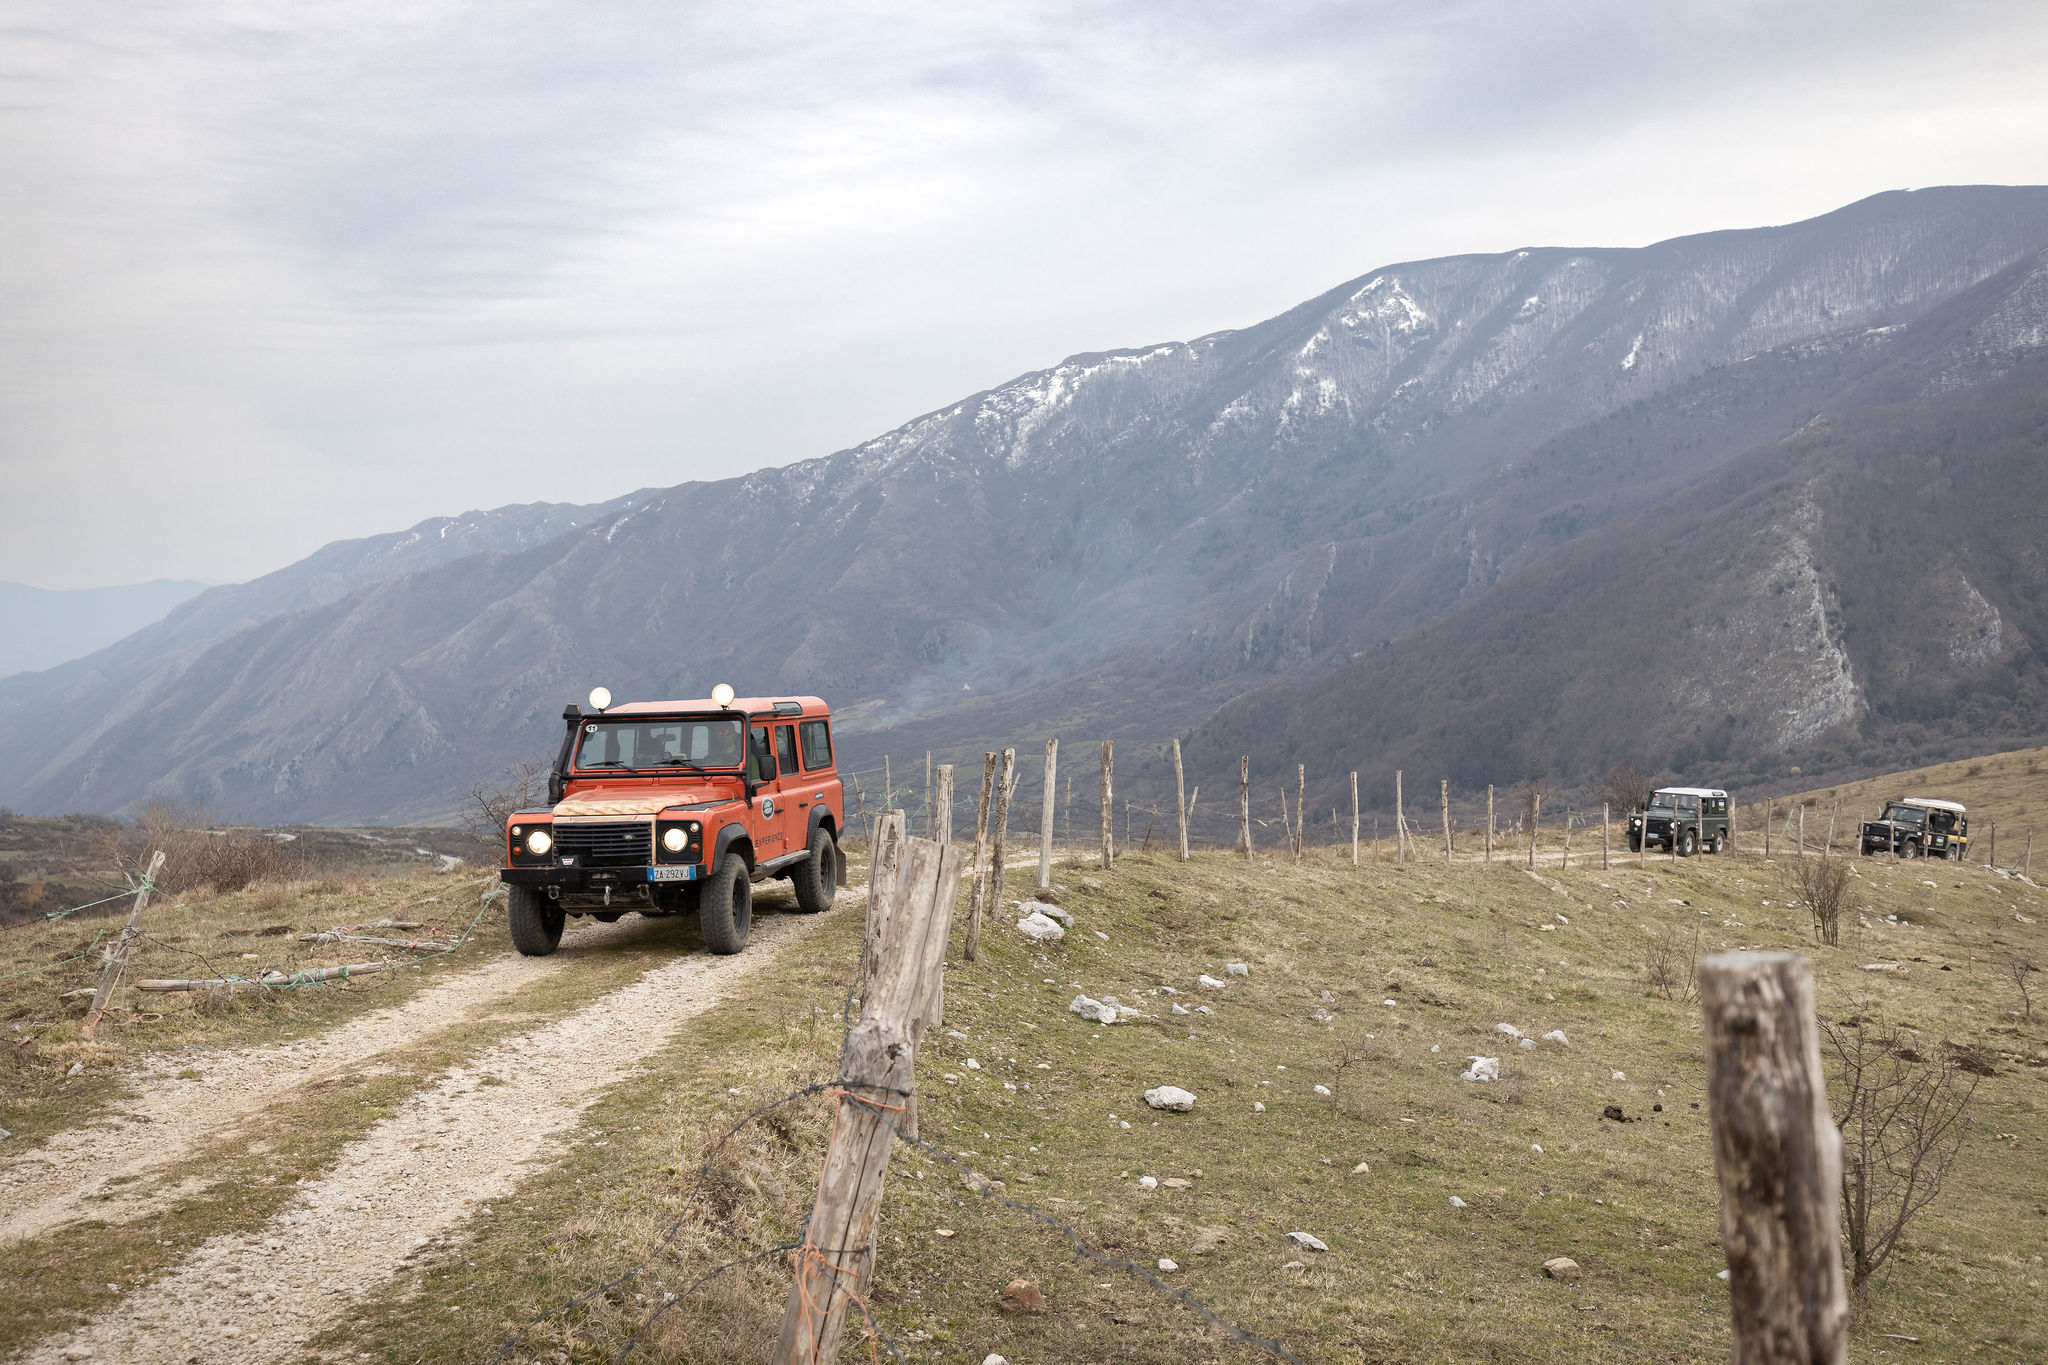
499, 686, 844, 956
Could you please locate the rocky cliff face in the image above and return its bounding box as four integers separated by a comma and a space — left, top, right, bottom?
4, 188, 2048, 821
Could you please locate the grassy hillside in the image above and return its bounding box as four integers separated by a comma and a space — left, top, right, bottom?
323, 801, 2045, 1359
1775, 743, 2045, 864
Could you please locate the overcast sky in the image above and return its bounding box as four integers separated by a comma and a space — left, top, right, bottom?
4, 1, 2047, 589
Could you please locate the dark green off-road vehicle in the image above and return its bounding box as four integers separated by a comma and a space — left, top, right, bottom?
1627, 787, 1730, 856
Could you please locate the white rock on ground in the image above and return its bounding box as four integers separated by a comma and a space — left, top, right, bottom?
1194, 1005, 1213, 1015
1138, 1176, 1158, 1190
1313, 1085, 1332, 1096
1283, 1231, 1329, 1251
1518, 1038, 1536, 1050
1253, 1102, 1265, 1112
1449, 1196, 1468, 1208
1069, 995, 1118, 1024
1017, 900, 1073, 927
1226, 962, 1249, 977
1281, 1261, 1305, 1272
1198, 974, 1228, 989
1541, 1029, 1569, 1046
1495, 1023, 1524, 1039
1611, 1070, 1627, 1080
1170, 1003, 1190, 1015
1016, 911, 1066, 942
1351, 1161, 1371, 1174
1157, 1258, 1178, 1272
1144, 1085, 1197, 1112
1460, 1056, 1500, 1082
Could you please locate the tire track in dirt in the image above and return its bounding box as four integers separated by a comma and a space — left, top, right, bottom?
25, 905, 838, 1365
2, 915, 682, 1245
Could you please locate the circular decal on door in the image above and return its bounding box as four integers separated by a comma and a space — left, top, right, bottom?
760, 797, 776, 818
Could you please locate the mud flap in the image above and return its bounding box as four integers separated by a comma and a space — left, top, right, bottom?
835, 838, 848, 889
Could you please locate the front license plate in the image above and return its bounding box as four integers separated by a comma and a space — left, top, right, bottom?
648, 866, 699, 882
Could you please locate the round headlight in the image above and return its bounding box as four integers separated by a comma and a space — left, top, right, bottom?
588, 686, 613, 712
711, 682, 735, 708
527, 829, 553, 856
662, 827, 688, 853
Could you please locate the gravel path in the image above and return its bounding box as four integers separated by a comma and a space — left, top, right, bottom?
20, 901, 838, 1364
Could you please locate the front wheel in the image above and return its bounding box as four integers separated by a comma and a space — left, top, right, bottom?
507, 883, 564, 956
1709, 834, 1726, 855
1627, 835, 1642, 853
1903, 840, 1923, 860
701, 854, 754, 955
790, 825, 839, 915
1677, 828, 1698, 857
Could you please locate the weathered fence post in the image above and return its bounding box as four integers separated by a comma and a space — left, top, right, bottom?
1395, 769, 1407, 863
1038, 738, 1059, 890
884, 755, 893, 813
2025, 827, 2034, 874
1765, 799, 1772, 859
1824, 803, 1836, 858
1602, 803, 1610, 870
1561, 814, 1571, 871
1441, 778, 1452, 863
934, 766, 953, 850
1988, 820, 1996, 867
776, 830, 965, 1365
1343, 773, 1359, 871
1171, 738, 1189, 862
923, 751, 932, 838
1797, 806, 1805, 859
1295, 765, 1306, 862
1239, 756, 1252, 861
963, 756, 996, 961
1696, 952, 1849, 1365
1887, 809, 1896, 862
986, 748, 1018, 933
861, 813, 908, 999
82, 848, 165, 1038
1100, 741, 1114, 869
1527, 794, 1540, 870
1486, 785, 1494, 864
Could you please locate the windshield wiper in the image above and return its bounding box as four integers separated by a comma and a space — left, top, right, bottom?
650, 757, 703, 769
581, 759, 631, 769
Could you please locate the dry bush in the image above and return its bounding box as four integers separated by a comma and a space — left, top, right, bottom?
462, 758, 556, 857
1787, 855, 1856, 946
1640, 918, 1701, 1001
2003, 949, 2037, 1021
1597, 762, 1652, 815
1820, 1012, 1979, 1295
128, 799, 303, 895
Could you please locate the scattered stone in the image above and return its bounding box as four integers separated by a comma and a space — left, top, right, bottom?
1611, 1070, 1626, 1081
1495, 1023, 1524, 1039
1157, 1258, 1179, 1272
1313, 1008, 1333, 1022
1716, 1268, 1731, 1282
983, 1356, 1010, 1365
945, 1029, 969, 1040
59, 1349, 95, 1361
1190, 1225, 1231, 1255
1069, 995, 1118, 1025
66, 1061, 83, 1077
1144, 1085, 1196, 1112
1018, 899, 1073, 927
1542, 1256, 1582, 1280
0, 1128, 11, 1141
998, 1279, 1047, 1313
1518, 1037, 1536, 1050
936, 1228, 955, 1237
1314, 1084, 1332, 1096
1170, 1002, 1190, 1015
1138, 1176, 1159, 1190
963, 1170, 1005, 1193
1530, 1144, 1543, 1153
1195, 1005, 1213, 1015
965, 1059, 980, 1070
1094, 930, 1110, 941
1016, 912, 1066, 943
1253, 1101, 1265, 1112
1283, 1231, 1329, 1252
1351, 1161, 1371, 1174
1449, 1196, 1468, 1208
1226, 962, 1249, 977
1459, 1056, 1500, 1083
1158, 984, 1178, 994
1161, 1177, 1192, 1189
1198, 974, 1228, 989
1541, 1030, 1569, 1046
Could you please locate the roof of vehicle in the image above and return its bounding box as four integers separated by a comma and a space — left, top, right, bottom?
599, 695, 829, 719
1653, 786, 1727, 798
1898, 796, 1966, 813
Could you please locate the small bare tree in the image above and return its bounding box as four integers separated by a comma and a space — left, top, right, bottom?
1516, 765, 1551, 825
1787, 854, 1855, 946
1640, 917, 1702, 1001
463, 758, 555, 856
1597, 762, 1652, 815
2002, 949, 2037, 1021
1820, 1012, 1979, 1296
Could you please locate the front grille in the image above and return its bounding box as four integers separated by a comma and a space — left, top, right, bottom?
554, 821, 652, 867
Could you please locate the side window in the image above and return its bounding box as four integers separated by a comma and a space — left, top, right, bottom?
799, 719, 833, 771
749, 726, 775, 781
775, 725, 798, 777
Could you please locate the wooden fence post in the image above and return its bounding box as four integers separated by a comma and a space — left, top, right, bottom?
884, 755, 893, 813
934, 766, 953, 850
1824, 803, 1836, 859
1988, 820, 1996, 868
1100, 741, 1114, 869
1441, 778, 1452, 863
924, 751, 932, 838
986, 748, 1018, 933
1561, 814, 1571, 871
861, 813, 908, 1000
776, 831, 965, 1365
1696, 952, 1849, 1365
1527, 794, 1539, 870
1765, 800, 1772, 859
1395, 770, 1407, 863
963, 756, 996, 961
82, 849, 165, 1038
1486, 785, 1494, 864
1343, 773, 1359, 871
1602, 803, 1610, 870
1239, 757, 1252, 861
1171, 738, 1189, 862
1038, 738, 1059, 889
2026, 827, 2034, 874
1295, 765, 1306, 862
1797, 806, 1805, 859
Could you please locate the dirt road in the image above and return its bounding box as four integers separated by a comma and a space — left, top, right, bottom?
15, 902, 840, 1364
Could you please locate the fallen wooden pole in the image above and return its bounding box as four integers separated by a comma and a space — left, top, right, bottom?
1697, 952, 1848, 1365
137, 960, 402, 992
83, 849, 164, 1036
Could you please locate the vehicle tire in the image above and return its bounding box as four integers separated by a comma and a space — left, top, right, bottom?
1710, 834, 1726, 855
701, 853, 753, 955
1677, 828, 1698, 858
1903, 839, 1922, 859
1627, 835, 1642, 853
507, 884, 564, 956
790, 825, 839, 915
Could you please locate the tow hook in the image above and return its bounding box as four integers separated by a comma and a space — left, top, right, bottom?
603, 883, 613, 909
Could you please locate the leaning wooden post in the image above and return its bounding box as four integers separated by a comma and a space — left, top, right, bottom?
1349, 772, 1360, 867
1696, 952, 1849, 1365
1394, 769, 1407, 863
776, 833, 964, 1365
1171, 738, 1189, 862
82, 849, 166, 1038
1239, 756, 1252, 861
962, 755, 996, 961
986, 748, 1018, 932
1295, 765, 1306, 862
1100, 741, 1114, 869
934, 766, 953, 849
1527, 794, 1540, 870
1441, 778, 1452, 863
1602, 803, 1611, 870
1485, 785, 1494, 864
1797, 806, 1805, 859
1038, 738, 1059, 889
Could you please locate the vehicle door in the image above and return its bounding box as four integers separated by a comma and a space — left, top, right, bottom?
749, 722, 801, 862
1677, 794, 1700, 844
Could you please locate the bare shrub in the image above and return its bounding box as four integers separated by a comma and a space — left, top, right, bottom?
130, 799, 302, 895
2003, 949, 2037, 1021
1820, 1012, 1979, 1295
1787, 854, 1856, 946
461, 758, 555, 857
1516, 765, 1551, 824
1640, 918, 1701, 1001
1598, 762, 1652, 815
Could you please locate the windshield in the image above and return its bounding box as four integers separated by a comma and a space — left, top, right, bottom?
1647, 794, 1679, 811
573, 716, 745, 772
1879, 804, 1926, 826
